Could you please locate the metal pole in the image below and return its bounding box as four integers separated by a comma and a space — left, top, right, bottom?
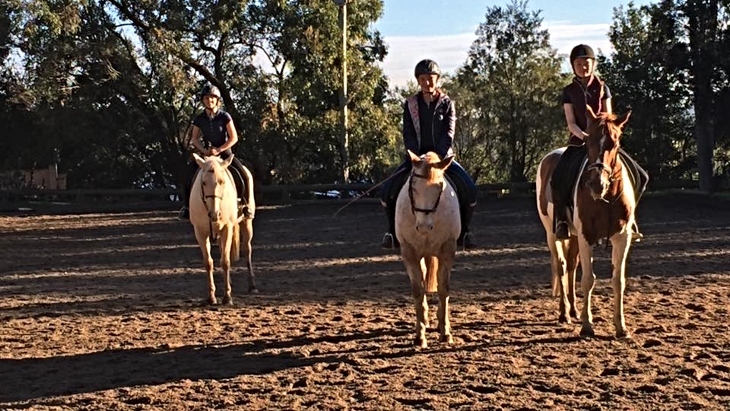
336, 0, 349, 183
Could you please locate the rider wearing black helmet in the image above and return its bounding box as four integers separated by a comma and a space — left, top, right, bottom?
379, 59, 478, 250
551, 44, 647, 240
179, 83, 254, 220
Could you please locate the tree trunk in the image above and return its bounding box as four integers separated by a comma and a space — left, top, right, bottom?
686, 0, 718, 192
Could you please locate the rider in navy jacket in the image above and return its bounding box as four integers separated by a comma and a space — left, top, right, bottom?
380, 59, 478, 250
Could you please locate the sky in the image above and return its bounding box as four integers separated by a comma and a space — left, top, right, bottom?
373, 0, 653, 87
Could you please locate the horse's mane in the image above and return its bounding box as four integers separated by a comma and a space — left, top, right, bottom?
589, 112, 623, 138
418, 152, 444, 182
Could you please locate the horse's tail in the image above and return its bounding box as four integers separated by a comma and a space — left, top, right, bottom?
230, 222, 241, 263
425, 256, 438, 293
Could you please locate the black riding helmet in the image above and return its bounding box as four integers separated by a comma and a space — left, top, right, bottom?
200, 83, 222, 100
414, 59, 441, 78
569, 44, 596, 65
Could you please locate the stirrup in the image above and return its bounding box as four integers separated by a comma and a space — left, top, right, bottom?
555, 221, 570, 240
238, 200, 253, 219
178, 207, 189, 220
381, 233, 399, 249
632, 222, 644, 243
457, 232, 476, 250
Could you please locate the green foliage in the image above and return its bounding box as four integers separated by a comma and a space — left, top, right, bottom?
601, 2, 695, 180
1, 0, 729, 191
452, 0, 565, 183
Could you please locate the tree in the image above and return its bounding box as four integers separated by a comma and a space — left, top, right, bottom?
455, 0, 565, 183
601, 2, 695, 181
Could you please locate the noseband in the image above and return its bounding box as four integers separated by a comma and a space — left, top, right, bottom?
408, 172, 444, 215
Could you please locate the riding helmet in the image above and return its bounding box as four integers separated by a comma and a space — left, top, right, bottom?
414, 59, 441, 78
200, 83, 222, 100
569, 44, 596, 65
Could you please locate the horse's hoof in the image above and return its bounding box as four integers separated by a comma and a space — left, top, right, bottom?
414, 337, 427, 349
615, 330, 631, 340
249, 287, 259, 294
440, 334, 454, 344
222, 296, 233, 305
579, 326, 595, 338
558, 314, 571, 324
208, 297, 218, 305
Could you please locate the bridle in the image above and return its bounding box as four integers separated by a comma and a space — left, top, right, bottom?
408, 171, 444, 215
198, 168, 225, 218
584, 128, 622, 203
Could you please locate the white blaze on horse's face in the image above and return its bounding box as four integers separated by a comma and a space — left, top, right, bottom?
407, 151, 453, 234
584, 106, 631, 201
198, 156, 234, 222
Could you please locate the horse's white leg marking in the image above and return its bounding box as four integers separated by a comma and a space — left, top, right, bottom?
402, 243, 428, 348
611, 230, 632, 338
241, 219, 257, 293
577, 234, 596, 337
220, 224, 233, 305
566, 238, 580, 319
195, 226, 216, 305
437, 242, 456, 344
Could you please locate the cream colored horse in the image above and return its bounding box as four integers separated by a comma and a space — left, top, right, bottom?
396, 151, 460, 348
189, 153, 257, 305
536, 107, 635, 338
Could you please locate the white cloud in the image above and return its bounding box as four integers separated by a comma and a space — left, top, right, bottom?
380, 22, 613, 88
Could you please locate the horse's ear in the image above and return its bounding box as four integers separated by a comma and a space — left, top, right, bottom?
586, 105, 598, 121
192, 153, 206, 167
615, 111, 631, 129
437, 154, 455, 170
407, 150, 421, 163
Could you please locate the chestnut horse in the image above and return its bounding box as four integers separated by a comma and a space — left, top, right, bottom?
536, 107, 636, 338
189, 153, 257, 305
396, 151, 460, 348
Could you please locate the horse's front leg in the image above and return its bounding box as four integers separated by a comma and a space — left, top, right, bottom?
551, 239, 572, 324
437, 243, 456, 344
566, 238, 580, 320
220, 225, 234, 305
194, 227, 216, 305
611, 231, 632, 339
577, 235, 596, 337
241, 219, 258, 293
402, 244, 428, 348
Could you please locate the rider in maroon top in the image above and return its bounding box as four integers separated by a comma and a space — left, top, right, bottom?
551, 44, 648, 240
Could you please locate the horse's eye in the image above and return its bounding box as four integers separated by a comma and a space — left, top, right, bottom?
217, 179, 224, 185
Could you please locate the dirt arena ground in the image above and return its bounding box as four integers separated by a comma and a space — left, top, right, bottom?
1, 193, 729, 410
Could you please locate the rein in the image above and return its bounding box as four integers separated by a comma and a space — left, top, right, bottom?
408, 172, 444, 215
585, 157, 625, 248
332, 168, 407, 217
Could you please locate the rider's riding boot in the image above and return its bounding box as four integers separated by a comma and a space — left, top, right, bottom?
381, 232, 400, 249
457, 204, 477, 249
238, 199, 253, 219
554, 201, 570, 240
381, 202, 399, 249
555, 221, 570, 240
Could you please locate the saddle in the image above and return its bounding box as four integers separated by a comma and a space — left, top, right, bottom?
564, 151, 642, 209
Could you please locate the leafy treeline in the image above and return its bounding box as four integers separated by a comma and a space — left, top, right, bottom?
1, 0, 728, 192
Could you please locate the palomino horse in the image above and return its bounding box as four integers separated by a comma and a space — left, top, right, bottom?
396, 150, 460, 348
189, 153, 257, 304
536, 106, 636, 338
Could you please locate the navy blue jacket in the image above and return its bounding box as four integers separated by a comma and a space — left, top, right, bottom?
403, 92, 455, 159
